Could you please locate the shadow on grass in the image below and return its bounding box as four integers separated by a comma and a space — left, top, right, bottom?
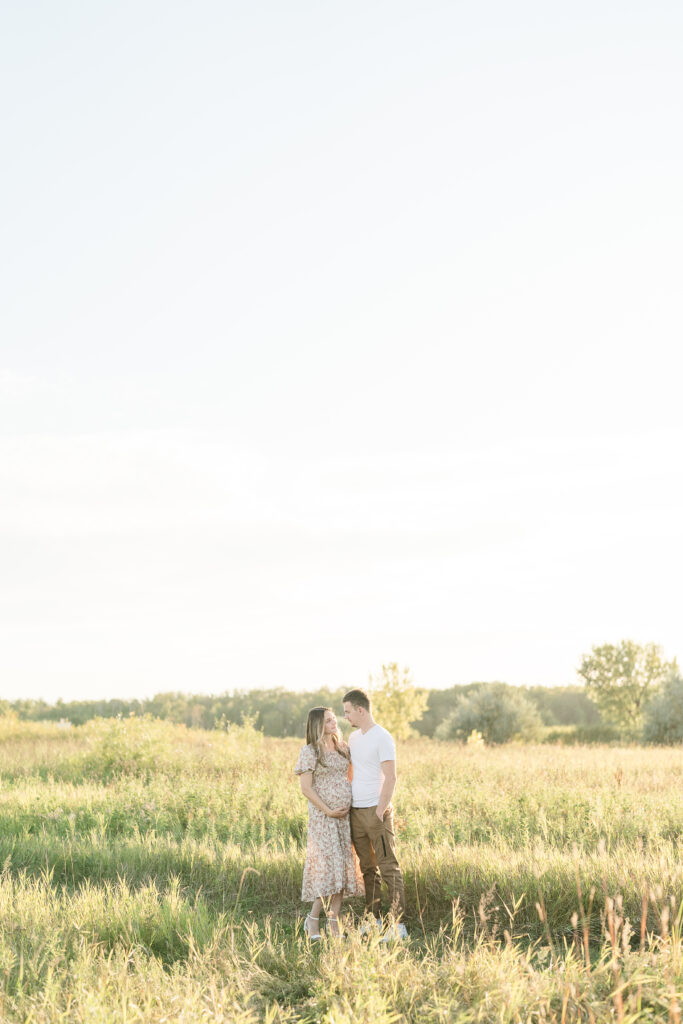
1, 833, 677, 950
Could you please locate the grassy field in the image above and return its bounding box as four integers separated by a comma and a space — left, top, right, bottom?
0, 714, 681, 1022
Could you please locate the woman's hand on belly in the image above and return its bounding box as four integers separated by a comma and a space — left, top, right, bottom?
327, 805, 350, 819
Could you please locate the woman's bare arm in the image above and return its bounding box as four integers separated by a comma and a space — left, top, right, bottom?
299, 772, 348, 818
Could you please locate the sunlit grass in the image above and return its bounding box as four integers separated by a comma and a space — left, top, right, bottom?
0, 714, 680, 1021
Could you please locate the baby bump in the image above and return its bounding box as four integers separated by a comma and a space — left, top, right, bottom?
317, 776, 352, 811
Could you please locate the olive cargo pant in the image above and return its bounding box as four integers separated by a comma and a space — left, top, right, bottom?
350, 806, 406, 919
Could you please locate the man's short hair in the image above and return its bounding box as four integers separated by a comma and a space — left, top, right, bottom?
343, 688, 371, 712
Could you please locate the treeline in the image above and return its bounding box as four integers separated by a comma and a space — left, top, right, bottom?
415, 683, 601, 738
5, 683, 603, 739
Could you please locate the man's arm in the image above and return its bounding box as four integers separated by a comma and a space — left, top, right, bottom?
376, 759, 396, 819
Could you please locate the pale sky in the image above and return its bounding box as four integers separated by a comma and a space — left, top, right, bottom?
2, 1, 682, 702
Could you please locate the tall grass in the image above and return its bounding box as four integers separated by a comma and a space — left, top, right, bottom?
0, 714, 680, 1021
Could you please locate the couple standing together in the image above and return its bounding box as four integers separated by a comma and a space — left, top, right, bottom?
294, 688, 408, 940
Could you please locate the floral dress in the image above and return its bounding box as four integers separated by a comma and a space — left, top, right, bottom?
294, 743, 364, 901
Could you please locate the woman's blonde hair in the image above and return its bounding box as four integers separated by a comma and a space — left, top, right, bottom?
305, 706, 348, 766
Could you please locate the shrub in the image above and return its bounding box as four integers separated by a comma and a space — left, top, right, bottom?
74, 716, 184, 781
435, 683, 544, 744
642, 673, 683, 744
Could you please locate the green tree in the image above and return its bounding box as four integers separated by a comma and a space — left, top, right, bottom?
642, 673, 683, 745
577, 640, 677, 733
412, 683, 481, 737
435, 683, 543, 744
368, 663, 428, 740
523, 685, 603, 727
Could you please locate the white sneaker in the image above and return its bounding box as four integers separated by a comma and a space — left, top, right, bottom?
380, 922, 408, 942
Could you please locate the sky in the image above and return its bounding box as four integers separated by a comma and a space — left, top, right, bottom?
2, 1, 682, 702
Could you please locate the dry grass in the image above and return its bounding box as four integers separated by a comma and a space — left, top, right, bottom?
0, 714, 680, 1021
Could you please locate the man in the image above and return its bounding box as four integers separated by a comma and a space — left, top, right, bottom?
342, 687, 408, 939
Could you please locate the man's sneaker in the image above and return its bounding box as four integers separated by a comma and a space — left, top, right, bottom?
380, 922, 409, 942
358, 917, 382, 936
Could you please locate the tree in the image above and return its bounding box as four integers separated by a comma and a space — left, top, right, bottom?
577, 640, 677, 733
411, 683, 481, 737
368, 663, 428, 740
435, 683, 543, 744
642, 673, 683, 744
523, 685, 602, 727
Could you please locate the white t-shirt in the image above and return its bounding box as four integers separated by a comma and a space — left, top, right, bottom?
348, 724, 396, 807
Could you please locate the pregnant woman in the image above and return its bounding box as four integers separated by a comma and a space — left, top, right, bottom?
295, 706, 364, 939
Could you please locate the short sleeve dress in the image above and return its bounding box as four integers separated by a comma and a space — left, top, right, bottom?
294, 743, 364, 901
